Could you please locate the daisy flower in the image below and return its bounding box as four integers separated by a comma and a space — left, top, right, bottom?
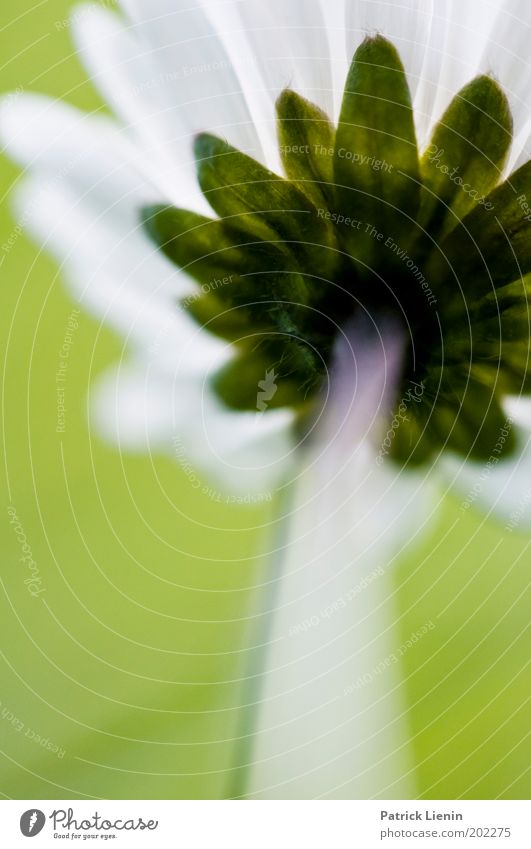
2, 0, 531, 799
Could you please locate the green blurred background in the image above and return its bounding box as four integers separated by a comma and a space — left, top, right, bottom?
0, 0, 529, 800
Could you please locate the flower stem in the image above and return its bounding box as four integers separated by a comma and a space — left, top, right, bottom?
245, 481, 418, 799
245, 317, 418, 798
226, 482, 294, 799
230, 317, 423, 798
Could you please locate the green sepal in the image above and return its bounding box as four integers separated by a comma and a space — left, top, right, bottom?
434, 160, 531, 301
466, 361, 531, 397
388, 408, 436, 467
390, 367, 517, 464
142, 204, 269, 281
419, 75, 512, 241
212, 338, 321, 411
430, 381, 516, 460
194, 133, 338, 276
479, 305, 531, 344
142, 204, 333, 355
142, 204, 309, 309
494, 343, 531, 393
334, 35, 420, 266
466, 277, 531, 321
184, 294, 273, 343
276, 89, 336, 207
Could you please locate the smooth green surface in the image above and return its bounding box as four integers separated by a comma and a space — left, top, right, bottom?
0, 0, 529, 799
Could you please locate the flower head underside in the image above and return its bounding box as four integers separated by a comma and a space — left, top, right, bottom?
143, 35, 531, 467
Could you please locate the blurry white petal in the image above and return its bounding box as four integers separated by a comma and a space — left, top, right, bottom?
12, 165, 183, 300
441, 413, 531, 530
0, 94, 138, 201
119, 0, 265, 160
71, 3, 206, 208
183, 393, 296, 495
0, 95, 201, 312
0, 92, 207, 227
91, 362, 177, 448
505, 395, 531, 428
92, 360, 296, 495
13, 175, 228, 376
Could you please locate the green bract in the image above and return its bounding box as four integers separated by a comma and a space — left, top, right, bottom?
143, 35, 531, 465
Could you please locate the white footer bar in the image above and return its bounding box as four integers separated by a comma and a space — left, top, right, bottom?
1, 799, 529, 848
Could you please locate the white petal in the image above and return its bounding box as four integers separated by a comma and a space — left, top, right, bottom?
508, 117, 531, 172
0, 91, 206, 217
199, 0, 342, 164
480, 0, 531, 146
118, 0, 265, 160
414, 0, 505, 148
227, 0, 333, 116
13, 174, 228, 376
0, 96, 213, 353
91, 360, 296, 495
505, 395, 531, 428
197, 0, 281, 169
71, 3, 207, 208
317, 0, 349, 118
3, 88, 292, 487
1, 94, 135, 196
441, 414, 531, 530
183, 393, 296, 495
346, 0, 434, 104
91, 361, 177, 449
